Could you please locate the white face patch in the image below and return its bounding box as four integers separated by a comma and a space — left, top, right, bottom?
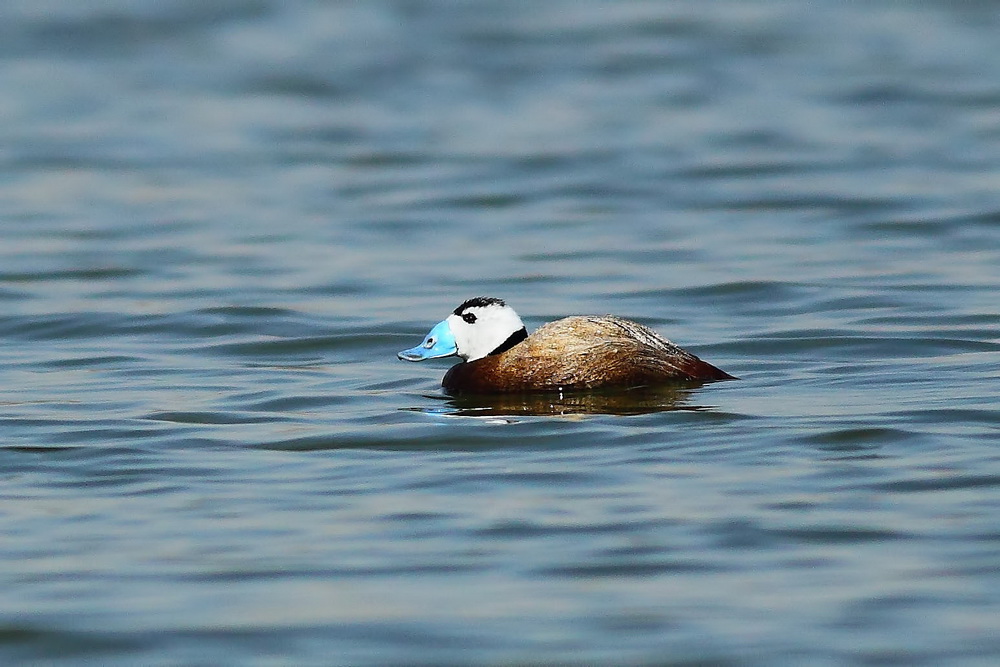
447, 302, 525, 361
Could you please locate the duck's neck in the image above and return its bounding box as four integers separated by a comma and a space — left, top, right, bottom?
488, 327, 527, 356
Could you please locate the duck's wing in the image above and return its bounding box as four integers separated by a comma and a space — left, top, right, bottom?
532, 316, 734, 384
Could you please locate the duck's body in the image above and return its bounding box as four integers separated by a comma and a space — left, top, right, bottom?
442, 315, 732, 393
398, 298, 734, 395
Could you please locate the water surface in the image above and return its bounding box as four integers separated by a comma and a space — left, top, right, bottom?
2, 1, 999, 664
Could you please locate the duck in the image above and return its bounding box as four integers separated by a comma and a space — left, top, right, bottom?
398, 297, 734, 394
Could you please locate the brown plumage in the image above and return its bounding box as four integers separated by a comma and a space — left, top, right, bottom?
442, 315, 734, 394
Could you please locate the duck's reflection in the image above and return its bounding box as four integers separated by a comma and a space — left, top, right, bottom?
407, 383, 713, 417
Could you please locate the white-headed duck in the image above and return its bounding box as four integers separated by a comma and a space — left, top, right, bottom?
398, 297, 734, 394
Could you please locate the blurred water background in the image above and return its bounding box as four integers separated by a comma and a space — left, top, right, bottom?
2, 1, 999, 664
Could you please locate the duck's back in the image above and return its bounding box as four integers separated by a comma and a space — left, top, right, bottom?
443, 315, 733, 393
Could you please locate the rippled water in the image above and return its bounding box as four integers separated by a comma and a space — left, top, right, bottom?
2, 1, 1000, 664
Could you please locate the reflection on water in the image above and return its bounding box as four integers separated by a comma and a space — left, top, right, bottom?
410, 384, 714, 417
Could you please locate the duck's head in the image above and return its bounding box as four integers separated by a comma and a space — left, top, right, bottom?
398, 297, 528, 363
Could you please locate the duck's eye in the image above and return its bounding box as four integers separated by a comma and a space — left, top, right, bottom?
424, 337, 435, 348
462, 312, 477, 324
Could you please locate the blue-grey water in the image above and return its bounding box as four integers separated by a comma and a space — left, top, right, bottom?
2, 1, 999, 664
